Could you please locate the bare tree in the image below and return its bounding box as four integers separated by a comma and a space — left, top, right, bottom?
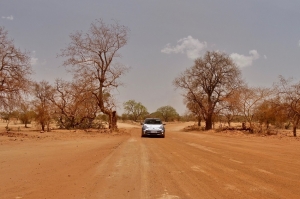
274, 76, 300, 137
0, 26, 32, 109
174, 51, 243, 130
32, 81, 54, 132
59, 19, 129, 130
238, 86, 273, 132
218, 90, 241, 127
255, 100, 278, 130
185, 99, 202, 126
50, 79, 100, 129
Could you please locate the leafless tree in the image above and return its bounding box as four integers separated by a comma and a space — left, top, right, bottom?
32, 81, 54, 132
238, 86, 273, 132
185, 99, 202, 126
50, 79, 100, 129
59, 19, 129, 130
0, 26, 32, 109
219, 90, 241, 127
274, 76, 300, 137
174, 51, 243, 130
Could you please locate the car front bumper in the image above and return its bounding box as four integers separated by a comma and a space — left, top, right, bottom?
143, 129, 165, 136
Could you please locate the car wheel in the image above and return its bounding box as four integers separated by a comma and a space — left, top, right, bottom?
161, 134, 165, 138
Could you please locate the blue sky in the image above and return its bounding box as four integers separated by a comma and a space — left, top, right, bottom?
1, 0, 300, 114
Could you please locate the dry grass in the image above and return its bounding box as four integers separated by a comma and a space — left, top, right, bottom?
183, 122, 299, 140
0, 120, 130, 143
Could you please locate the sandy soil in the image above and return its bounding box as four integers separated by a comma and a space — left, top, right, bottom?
1, 122, 300, 199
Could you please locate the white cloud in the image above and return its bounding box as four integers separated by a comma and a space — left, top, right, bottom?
161, 36, 207, 60
230, 50, 260, 68
31, 51, 38, 66
2, 15, 14, 20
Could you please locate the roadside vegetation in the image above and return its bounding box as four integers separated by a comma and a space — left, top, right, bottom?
1, 20, 300, 137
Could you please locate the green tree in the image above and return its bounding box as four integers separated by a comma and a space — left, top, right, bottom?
0, 109, 19, 129
156, 105, 179, 122
19, 101, 36, 128
123, 100, 148, 121
148, 111, 161, 119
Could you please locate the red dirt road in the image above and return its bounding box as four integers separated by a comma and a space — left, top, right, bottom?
1, 122, 300, 199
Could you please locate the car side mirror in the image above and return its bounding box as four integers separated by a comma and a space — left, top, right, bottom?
140, 122, 144, 125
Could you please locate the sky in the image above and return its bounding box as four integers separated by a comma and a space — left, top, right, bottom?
1, 0, 300, 115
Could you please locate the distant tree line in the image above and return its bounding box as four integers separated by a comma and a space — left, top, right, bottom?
121, 100, 179, 122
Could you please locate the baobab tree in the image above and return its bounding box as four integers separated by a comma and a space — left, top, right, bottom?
174, 51, 243, 130
59, 19, 129, 130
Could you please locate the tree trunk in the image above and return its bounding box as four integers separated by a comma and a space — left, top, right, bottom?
293, 126, 297, 137
205, 116, 213, 130
112, 111, 117, 130
106, 111, 118, 130
197, 116, 201, 126
292, 117, 299, 137
205, 99, 214, 130
228, 121, 231, 127
47, 121, 50, 132
249, 121, 254, 133
95, 90, 118, 130
242, 122, 246, 130
41, 123, 45, 131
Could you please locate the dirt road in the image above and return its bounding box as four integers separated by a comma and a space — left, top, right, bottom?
1, 122, 300, 199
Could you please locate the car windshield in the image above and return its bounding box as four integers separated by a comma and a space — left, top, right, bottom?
145, 119, 162, 124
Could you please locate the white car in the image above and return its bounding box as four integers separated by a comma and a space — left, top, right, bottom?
141, 118, 165, 138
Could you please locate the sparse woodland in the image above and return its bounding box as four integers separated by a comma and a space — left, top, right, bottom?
1, 21, 300, 136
